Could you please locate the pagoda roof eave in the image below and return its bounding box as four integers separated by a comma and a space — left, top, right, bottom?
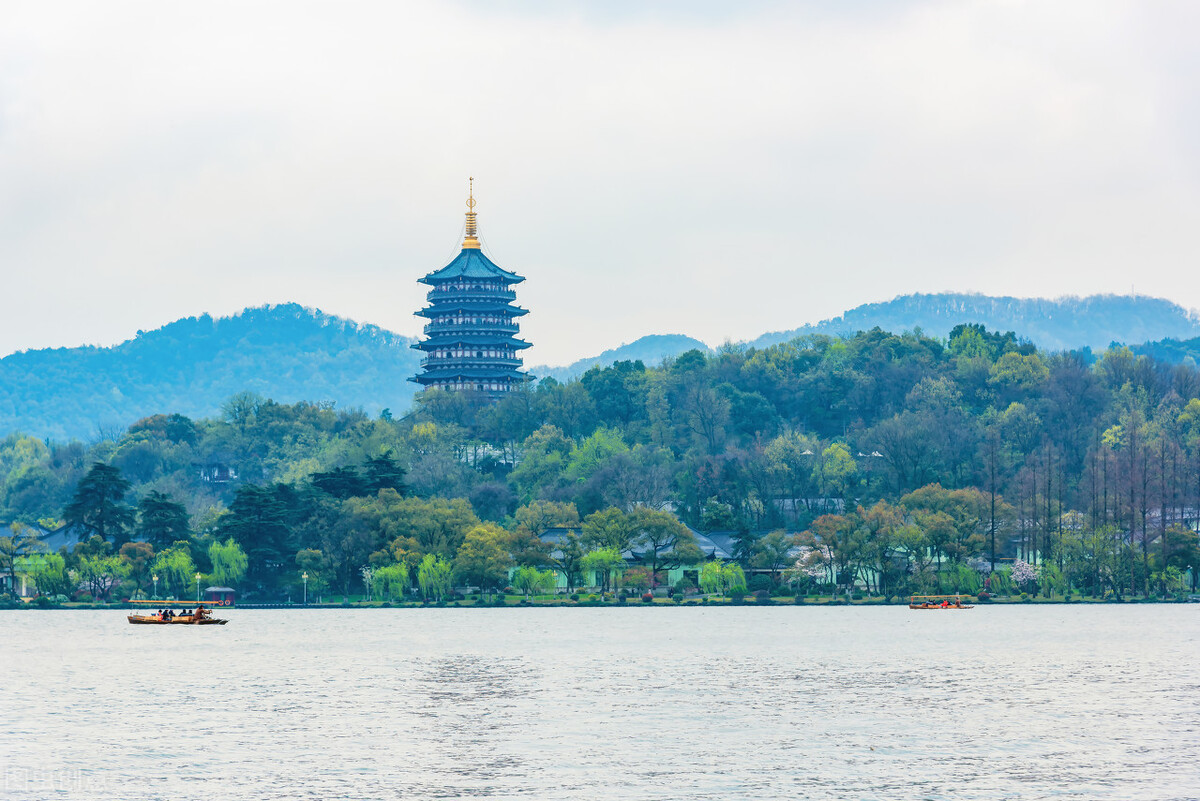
416, 305, 528, 318
419, 248, 525, 284
417, 336, 532, 349
416, 368, 531, 380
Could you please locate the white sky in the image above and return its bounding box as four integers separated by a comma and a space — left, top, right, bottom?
2, 0, 1198, 365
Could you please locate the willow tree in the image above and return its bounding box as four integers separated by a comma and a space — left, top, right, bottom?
208, 538, 248, 587
417, 553, 453, 602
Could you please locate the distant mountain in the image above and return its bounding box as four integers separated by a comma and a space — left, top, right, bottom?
0, 304, 422, 441
0, 308, 707, 441
750, 293, 1200, 353
531, 334, 711, 383
5, 293, 1200, 442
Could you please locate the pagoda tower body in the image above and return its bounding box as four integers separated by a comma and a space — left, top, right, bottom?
411, 184, 531, 396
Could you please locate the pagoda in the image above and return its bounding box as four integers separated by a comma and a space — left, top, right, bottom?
410, 181, 531, 396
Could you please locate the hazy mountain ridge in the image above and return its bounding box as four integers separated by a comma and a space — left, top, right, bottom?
751, 293, 1200, 352
0, 304, 422, 441
530, 334, 711, 384
5, 293, 1200, 441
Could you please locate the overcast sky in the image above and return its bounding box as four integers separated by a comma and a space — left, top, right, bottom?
2, 0, 1198, 365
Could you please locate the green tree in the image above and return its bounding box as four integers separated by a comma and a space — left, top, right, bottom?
764, 432, 819, 523
723, 562, 747, 594
804, 513, 862, 589
150, 546, 196, 598
581, 507, 634, 552
564, 427, 629, 484
699, 560, 746, 596
295, 548, 332, 600
310, 466, 368, 500
509, 500, 577, 568
512, 565, 557, 598
356, 492, 479, 561
630, 508, 702, 585
118, 541, 155, 596
816, 443, 858, 502
77, 554, 127, 601
989, 351, 1049, 396
453, 523, 512, 596
217, 484, 292, 589
513, 500, 580, 536
298, 499, 379, 597
363, 452, 407, 495
752, 530, 797, 582
417, 553, 453, 602
580, 547, 624, 593
208, 538, 249, 586
0, 523, 41, 591
509, 425, 573, 502
28, 553, 72, 597
136, 491, 191, 550
372, 562, 410, 601
551, 530, 586, 592
699, 560, 725, 594
858, 501, 907, 598
901, 484, 991, 566
63, 462, 134, 544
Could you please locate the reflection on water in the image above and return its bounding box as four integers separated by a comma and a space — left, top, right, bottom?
1, 606, 1198, 800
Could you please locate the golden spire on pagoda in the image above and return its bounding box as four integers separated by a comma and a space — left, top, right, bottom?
462, 176, 481, 250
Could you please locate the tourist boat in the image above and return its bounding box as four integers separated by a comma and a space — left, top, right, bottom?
909, 594, 974, 610
127, 602, 228, 625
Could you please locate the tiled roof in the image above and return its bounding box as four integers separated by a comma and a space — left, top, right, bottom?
420, 248, 524, 284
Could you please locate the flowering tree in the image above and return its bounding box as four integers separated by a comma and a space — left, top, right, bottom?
619, 567, 651, 593
1011, 559, 1038, 592
359, 566, 374, 600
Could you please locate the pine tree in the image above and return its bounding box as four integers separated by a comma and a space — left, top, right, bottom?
63, 463, 134, 543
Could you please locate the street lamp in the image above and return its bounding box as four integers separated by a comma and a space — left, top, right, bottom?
194, 572, 201, 604
302, 572, 308, 606
152, 574, 158, 600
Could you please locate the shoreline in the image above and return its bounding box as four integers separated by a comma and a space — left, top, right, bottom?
3, 596, 1195, 610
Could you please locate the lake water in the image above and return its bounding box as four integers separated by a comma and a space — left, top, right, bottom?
1, 606, 1198, 800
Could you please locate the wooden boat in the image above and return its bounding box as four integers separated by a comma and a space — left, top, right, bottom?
127, 603, 228, 625
909, 594, 974, 610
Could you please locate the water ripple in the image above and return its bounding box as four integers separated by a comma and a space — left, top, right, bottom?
1, 606, 1198, 800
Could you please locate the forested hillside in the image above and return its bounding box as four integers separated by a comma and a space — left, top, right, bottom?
0, 305, 421, 441
4, 324, 1199, 605
1132, 336, 1200, 366
752, 294, 1200, 352
4, 293, 1200, 442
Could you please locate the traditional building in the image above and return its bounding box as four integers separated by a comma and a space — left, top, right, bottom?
411, 182, 532, 395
